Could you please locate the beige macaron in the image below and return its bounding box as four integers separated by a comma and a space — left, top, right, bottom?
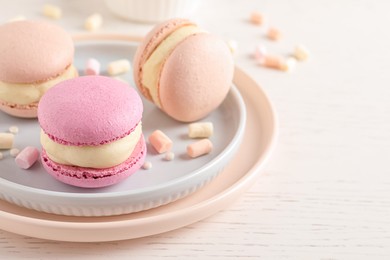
0, 20, 77, 118
133, 18, 234, 122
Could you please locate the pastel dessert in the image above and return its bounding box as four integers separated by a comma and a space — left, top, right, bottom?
38, 76, 146, 188
0, 20, 77, 118
133, 18, 234, 122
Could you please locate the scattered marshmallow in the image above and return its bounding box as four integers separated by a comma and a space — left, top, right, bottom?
10, 148, 20, 157
187, 139, 213, 158
254, 45, 268, 63
188, 122, 214, 138
15, 146, 39, 170
281, 57, 298, 72
85, 58, 100, 75
267, 27, 282, 41
0, 133, 14, 149
85, 13, 103, 31
107, 59, 131, 76
250, 11, 264, 25
259, 54, 285, 70
227, 40, 238, 55
149, 130, 172, 154
7, 15, 26, 23
164, 151, 175, 161
294, 44, 310, 61
9, 126, 19, 134
0, 152, 3, 160
42, 4, 62, 19
142, 161, 152, 170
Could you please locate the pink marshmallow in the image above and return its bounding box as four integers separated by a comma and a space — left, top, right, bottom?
250, 11, 264, 25
187, 139, 213, 158
148, 130, 172, 154
254, 45, 268, 63
15, 146, 39, 169
267, 27, 282, 41
85, 58, 100, 75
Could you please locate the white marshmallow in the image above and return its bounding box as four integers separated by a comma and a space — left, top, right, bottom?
188, 122, 214, 138
85, 13, 103, 31
43, 4, 62, 19
107, 59, 131, 76
0, 133, 14, 149
142, 161, 152, 170
10, 148, 20, 157
9, 126, 19, 134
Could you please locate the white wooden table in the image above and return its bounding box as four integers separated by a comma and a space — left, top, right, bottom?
1, 0, 390, 259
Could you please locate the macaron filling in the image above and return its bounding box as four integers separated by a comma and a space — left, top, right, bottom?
40, 123, 142, 169
141, 25, 204, 107
0, 64, 77, 105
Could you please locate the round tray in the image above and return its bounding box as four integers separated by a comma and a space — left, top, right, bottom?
0, 40, 246, 216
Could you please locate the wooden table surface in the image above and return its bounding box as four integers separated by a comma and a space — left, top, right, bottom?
1, 0, 390, 259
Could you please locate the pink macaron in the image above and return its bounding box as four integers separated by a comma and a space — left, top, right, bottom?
133, 18, 234, 122
0, 20, 77, 118
38, 76, 146, 188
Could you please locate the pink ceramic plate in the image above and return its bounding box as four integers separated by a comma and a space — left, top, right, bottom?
0, 35, 277, 242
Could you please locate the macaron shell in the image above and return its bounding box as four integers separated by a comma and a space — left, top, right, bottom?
0, 20, 74, 84
0, 101, 38, 118
159, 33, 234, 122
41, 136, 146, 188
38, 76, 143, 146
0, 67, 79, 118
133, 18, 193, 102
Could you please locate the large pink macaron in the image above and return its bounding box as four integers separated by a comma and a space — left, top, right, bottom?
133, 18, 234, 122
38, 76, 146, 188
0, 20, 77, 118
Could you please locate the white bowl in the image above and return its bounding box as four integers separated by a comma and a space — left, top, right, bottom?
105, 0, 202, 23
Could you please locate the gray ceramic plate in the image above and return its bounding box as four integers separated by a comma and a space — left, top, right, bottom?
0, 40, 246, 217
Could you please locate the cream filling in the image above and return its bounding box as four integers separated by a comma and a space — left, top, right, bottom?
0, 65, 77, 105
142, 25, 204, 107
41, 123, 142, 169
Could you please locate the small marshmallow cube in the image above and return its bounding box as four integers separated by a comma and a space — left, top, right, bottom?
254, 45, 268, 63
85, 58, 100, 75
107, 59, 131, 76
142, 161, 152, 170
9, 126, 19, 134
250, 11, 264, 25
43, 4, 62, 19
10, 148, 20, 157
281, 57, 298, 72
187, 139, 213, 158
0, 133, 14, 149
85, 13, 103, 31
15, 146, 39, 170
164, 151, 175, 161
267, 27, 282, 41
260, 54, 285, 70
188, 122, 214, 138
149, 130, 172, 154
294, 44, 310, 61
